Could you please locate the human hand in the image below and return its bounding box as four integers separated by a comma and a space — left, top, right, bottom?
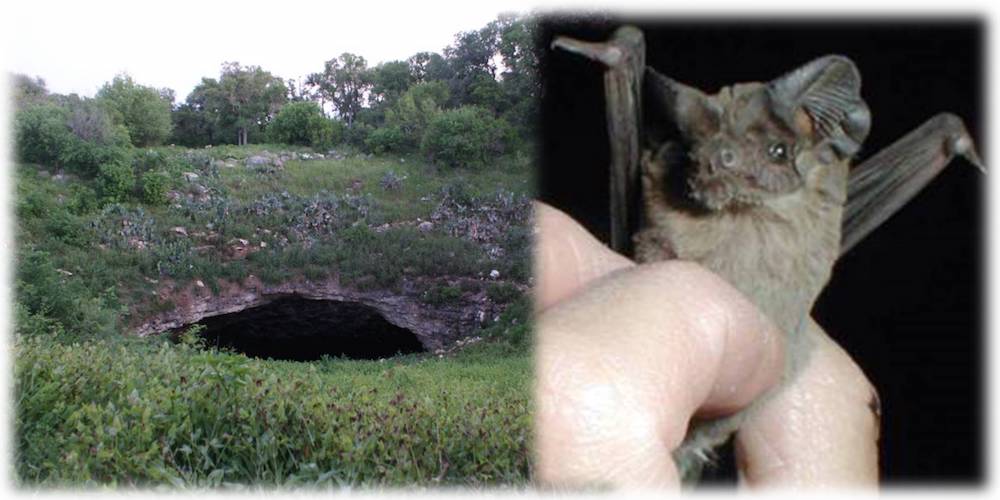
533, 202, 879, 489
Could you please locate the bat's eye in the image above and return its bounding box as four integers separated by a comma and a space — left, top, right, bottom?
768, 142, 790, 162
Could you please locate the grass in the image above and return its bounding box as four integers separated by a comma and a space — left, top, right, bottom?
15, 145, 532, 322
15, 332, 531, 487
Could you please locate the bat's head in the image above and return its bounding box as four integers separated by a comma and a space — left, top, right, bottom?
647, 55, 871, 211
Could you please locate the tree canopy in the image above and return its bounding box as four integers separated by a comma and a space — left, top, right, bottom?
96, 74, 173, 147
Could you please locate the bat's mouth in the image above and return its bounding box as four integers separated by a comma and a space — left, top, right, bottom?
687, 175, 735, 210
687, 170, 765, 211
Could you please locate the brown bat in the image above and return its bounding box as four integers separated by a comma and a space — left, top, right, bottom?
552, 26, 984, 483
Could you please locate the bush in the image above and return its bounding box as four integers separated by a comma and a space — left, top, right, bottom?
15, 100, 132, 176
268, 102, 340, 149
382, 82, 449, 151
365, 125, 407, 154
140, 170, 171, 205
420, 106, 505, 168
421, 285, 463, 305
345, 124, 373, 150
14, 247, 119, 341
486, 282, 521, 304
14, 103, 72, 167
58, 135, 131, 177
97, 161, 136, 204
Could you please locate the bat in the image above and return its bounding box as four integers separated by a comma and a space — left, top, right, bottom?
551, 25, 984, 484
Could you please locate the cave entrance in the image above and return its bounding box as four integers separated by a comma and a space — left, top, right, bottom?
189, 296, 426, 361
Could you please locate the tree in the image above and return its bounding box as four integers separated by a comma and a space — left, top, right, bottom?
383, 81, 449, 150
443, 25, 501, 107
307, 53, 371, 127
175, 64, 287, 146
491, 14, 541, 134
369, 60, 413, 109
216, 62, 288, 145
96, 73, 173, 147
408, 52, 452, 84
10, 73, 48, 110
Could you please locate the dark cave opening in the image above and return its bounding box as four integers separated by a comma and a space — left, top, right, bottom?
188, 296, 426, 361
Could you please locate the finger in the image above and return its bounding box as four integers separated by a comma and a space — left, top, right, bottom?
533, 202, 633, 312
535, 261, 784, 488
735, 319, 879, 488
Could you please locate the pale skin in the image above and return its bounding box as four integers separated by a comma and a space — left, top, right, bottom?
534, 203, 879, 489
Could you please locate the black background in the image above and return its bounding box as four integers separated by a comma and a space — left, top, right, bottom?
538, 16, 984, 484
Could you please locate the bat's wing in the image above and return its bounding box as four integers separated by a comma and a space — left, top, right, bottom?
841, 113, 984, 254
552, 26, 646, 255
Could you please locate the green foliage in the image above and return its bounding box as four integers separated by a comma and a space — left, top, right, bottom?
140, 170, 171, 205
97, 73, 173, 147
421, 284, 463, 305
307, 53, 370, 128
369, 60, 413, 108
381, 81, 449, 152
14, 247, 119, 341
344, 123, 373, 149
268, 101, 338, 148
14, 99, 131, 176
176, 63, 288, 146
486, 282, 521, 304
14, 103, 72, 166
364, 125, 406, 154
97, 161, 136, 204
15, 334, 530, 486
420, 106, 505, 168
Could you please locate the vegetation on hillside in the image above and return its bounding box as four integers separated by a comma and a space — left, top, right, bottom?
12, 12, 538, 488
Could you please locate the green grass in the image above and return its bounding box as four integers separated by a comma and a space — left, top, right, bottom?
14, 146, 532, 322
15, 333, 531, 487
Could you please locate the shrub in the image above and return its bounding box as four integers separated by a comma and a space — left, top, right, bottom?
140, 170, 171, 205
421, 285, 463, 305
382, 82, 449, 151
486, 282, 521, 304
14, 103, 72, 167
268, 101, 339, 148
14, 247, 119, 341
365, 125, 407, 154
420, 106, 505, 168
379, 170, 404, 191
58, 135, 131, 177
345, 124, 373, 151
97, 161, 136, 204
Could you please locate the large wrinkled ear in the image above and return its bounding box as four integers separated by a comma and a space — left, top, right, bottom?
645, 67, 720, 140
768, 55, 871, 159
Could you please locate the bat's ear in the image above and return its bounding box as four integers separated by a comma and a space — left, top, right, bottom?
646, 67, 719, 139
768, 55, 871, 160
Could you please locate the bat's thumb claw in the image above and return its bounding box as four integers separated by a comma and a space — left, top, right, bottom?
950, 134, 986, 174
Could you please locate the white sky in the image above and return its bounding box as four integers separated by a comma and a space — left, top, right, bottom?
3, 0, 538, 101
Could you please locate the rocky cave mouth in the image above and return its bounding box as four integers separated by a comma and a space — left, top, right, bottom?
187, 295, 426, 361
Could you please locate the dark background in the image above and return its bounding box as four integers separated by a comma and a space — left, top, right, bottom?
537, 16, 984, 484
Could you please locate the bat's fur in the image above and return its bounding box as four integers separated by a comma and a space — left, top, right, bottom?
635, 79, 852, 481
